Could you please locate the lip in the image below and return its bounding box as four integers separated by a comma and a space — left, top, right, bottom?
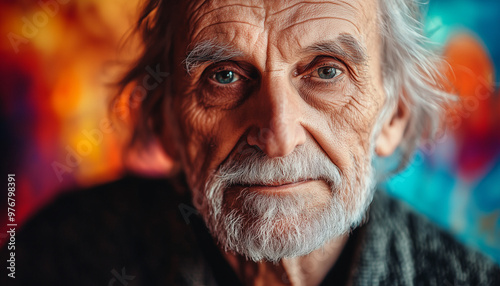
240, 179, 312, 191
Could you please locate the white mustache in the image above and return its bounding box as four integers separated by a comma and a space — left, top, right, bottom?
214, 144, 343, 189
200, 142, 375, 262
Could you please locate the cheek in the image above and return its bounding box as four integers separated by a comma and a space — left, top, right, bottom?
170, 71, 253, 189
327, 88, 380, 141
306, 86, 382, 174
337, 94, 378, 149
172, 91, 221, 181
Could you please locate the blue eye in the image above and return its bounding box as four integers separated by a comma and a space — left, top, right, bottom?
214, 70, 239, 84
317, 66, 340, 79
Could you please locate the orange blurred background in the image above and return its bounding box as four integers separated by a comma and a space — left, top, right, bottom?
1, 0, 143, 226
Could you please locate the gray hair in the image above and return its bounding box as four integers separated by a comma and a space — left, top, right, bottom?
375, 0, 453, 167
116, 0, 453, 170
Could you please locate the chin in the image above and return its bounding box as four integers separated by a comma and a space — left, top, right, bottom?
221, 187, 348, 262
191, 144, 376, 262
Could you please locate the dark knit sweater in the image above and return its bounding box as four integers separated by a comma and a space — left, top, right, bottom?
1, 175, 498, 285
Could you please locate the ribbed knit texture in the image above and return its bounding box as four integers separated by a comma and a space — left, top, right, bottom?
350, 192, 500, 286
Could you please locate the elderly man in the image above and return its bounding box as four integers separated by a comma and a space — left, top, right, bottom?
2, 0, 499, 285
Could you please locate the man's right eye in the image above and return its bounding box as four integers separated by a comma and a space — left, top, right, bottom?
213, 70, 240, 84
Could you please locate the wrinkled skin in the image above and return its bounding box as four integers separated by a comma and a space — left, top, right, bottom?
160, 0, 409, 284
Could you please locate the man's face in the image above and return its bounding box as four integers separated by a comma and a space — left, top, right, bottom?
164, 0, 386, 261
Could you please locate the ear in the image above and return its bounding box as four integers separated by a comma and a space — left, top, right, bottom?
375, 99, 411, 157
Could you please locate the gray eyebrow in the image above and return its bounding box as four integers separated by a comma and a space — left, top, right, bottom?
306, 34, 367, 67
184, 34, 366, 75
183, 40, 243, 75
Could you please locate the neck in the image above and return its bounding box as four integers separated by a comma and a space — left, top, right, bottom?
221, 235, 349, 286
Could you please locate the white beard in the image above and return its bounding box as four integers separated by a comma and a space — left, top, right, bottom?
191, 143, 376, 262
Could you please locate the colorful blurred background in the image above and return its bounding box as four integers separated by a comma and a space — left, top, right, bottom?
1, 0, 499, 264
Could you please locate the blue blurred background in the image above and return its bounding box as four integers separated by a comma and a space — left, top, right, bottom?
382, 0, 500, 263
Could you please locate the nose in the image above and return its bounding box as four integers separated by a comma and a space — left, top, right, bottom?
246, 75, 306, 157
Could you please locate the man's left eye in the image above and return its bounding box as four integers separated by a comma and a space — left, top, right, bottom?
315, 66, 342, 79
213, 70, 240, 84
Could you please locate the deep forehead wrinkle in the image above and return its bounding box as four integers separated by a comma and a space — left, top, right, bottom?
186, 0, 369, 43
189, 3, 265, 26
192, 21, 263, 44
265, 0, 363, 33
268, 0, 360, 17
282, 16, 361, 34
183, 0, 375, 74
187, 1, 266, 40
